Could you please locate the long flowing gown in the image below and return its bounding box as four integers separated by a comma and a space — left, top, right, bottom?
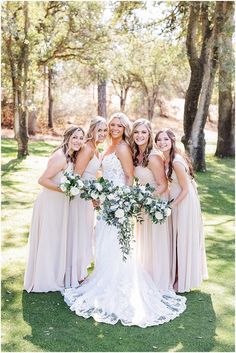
24, 163, 72, 292
169, 154, 208, 293
134, 151, 171, 291
65, 155, 101, 288
62, 152, 186, 327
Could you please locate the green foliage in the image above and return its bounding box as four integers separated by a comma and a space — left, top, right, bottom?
1, 138, 235, 352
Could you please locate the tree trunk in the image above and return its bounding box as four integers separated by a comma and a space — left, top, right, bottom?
147, 96, 154, 121
11, 2, 29, 158
98, 79, 107, 118
182, 2, 220, 171
120, 87, 129, 112
48, 67, 53, 129
215, 2, 235, 158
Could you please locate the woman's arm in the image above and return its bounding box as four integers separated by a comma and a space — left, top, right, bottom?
38, 151, 67, 192
171, 161, 189, 207
148, 155, 168, 196
74, 144, 94, 176
116, 144, 134, 186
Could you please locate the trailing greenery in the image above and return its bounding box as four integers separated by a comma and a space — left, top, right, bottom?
1, 138, 235, 352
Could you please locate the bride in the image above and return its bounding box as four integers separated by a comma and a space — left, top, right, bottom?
63, 112, 187, 327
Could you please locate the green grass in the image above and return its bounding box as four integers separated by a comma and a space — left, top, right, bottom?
1, 138, 235, 352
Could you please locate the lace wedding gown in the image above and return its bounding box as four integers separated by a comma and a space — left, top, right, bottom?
62, 153, 186, 327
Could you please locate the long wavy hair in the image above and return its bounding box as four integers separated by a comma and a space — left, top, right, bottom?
155, 128, 194, 181
108, 112, 132, 145
86, 116, 107, 142
131, 119, 155, 167
54, 126, 85, 163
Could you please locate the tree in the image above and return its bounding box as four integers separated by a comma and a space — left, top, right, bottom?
215, 1, 235, 158
2, 1, 109, 151
109, 35, 137, 112
129, 35, 186, 120
2, 2, 30, 157
181, 2, 221, 171
97, 75, 107, 118
36, 1, 108, 127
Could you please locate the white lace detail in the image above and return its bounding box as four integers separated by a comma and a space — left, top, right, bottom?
102, 153, 126, 186
62, 153, 187, 327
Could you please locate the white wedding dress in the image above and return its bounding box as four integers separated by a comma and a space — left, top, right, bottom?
62, 152, 186, 327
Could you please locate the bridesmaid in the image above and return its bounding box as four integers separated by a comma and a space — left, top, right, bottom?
65, 116, 108, 288
24, 126, 85, 292
155, 128, 208, 293
131, 119, 171, 291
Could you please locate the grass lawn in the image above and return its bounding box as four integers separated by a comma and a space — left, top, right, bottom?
1, 138, 235, 352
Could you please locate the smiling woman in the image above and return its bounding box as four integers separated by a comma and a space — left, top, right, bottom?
65, 116, 108, 288
24, 126, 85, 293
155, 128, 208, 293
131, 119, 171, 291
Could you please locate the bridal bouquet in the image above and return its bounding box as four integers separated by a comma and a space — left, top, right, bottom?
59, 172, 84, 200
98, 185, 137, 261
80, 177, 116, 209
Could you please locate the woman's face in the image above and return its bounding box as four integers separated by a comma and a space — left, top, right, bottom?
155, 132, 172, 153
109, 117, 124, 140
69, 130, 85, 151
133, 124, 149, 147
94, 123, 108, 144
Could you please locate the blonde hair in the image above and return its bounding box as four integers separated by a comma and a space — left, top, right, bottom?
108, 112, 132, 145
86, 116, 107, 142
54, 126, 85, 163
131, 119, 155, 167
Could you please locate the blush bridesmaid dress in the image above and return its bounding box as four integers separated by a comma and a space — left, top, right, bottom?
134, 150, 172, 292
65, 154, 101, 288
24, 163, 72, 292
168, 154, 208, 293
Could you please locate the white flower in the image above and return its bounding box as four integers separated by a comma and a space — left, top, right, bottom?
118, 217, 125, 224
77, 180, 84, 188
99, 194, 106, 202
155, 211, 164, 220
140, 186, 146, 193
146, 197, 152, 205
123, 186, 130, 193
107, 194, 115, 200
110, 204, 118, 211
138, 194, 144, 201
70, 187, 80, 196
60, 176, 68, 183
91, 191, 98, 200
166, 208, 171, 217
60, 184, 67, 192
124, 204, 131, 211
94, 183, 103, 191
115, 208, 125, 218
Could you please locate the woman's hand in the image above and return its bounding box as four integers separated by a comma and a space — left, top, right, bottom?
92, 199, 100, 209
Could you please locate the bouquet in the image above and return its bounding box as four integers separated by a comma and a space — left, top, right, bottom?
80, 177, 116, 209
59, 171, 84, 200
99, 185, 138, 261
131, 177, 172, 224
142, 197, 172, 224
130, 177, 155, 222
